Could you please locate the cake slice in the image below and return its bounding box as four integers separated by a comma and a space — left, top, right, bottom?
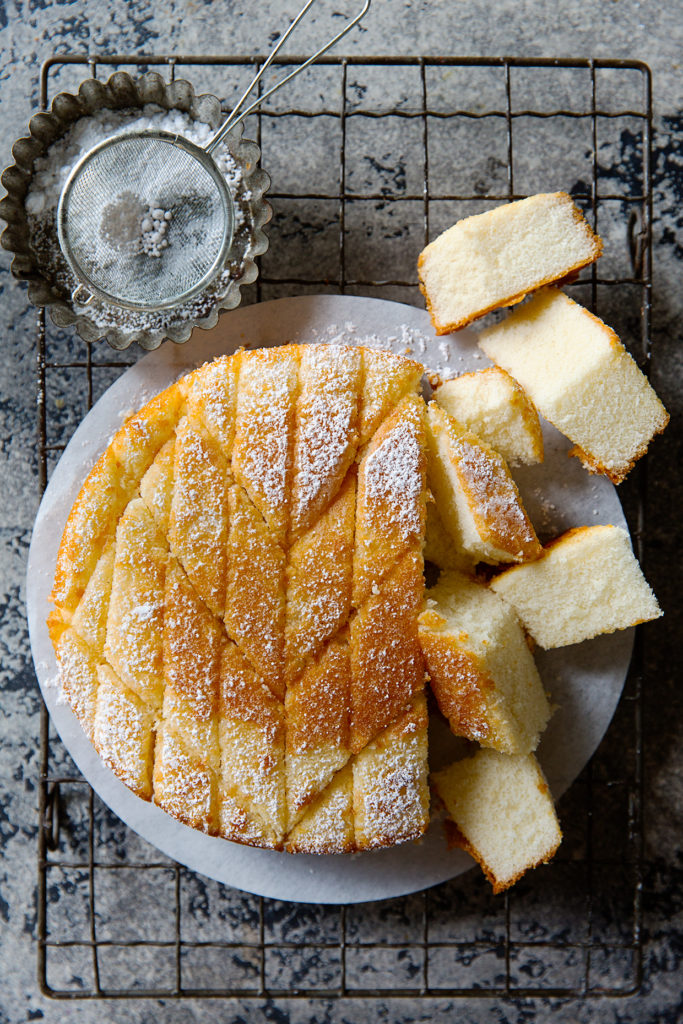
217, 641, 286, 849
139, 439, 175, 536
357, 348, 424, 446
478, 287, 669, 483
184, 352, 238, 460
418, 192, 602, 333
49, 380, 183, 619
419, 572, 550, 754
168, 415, 230, 619
350, 549, 425, 753
103, 498, 167, 714
432, 750, 562, 893
48, 539, 115, 734
96, 664, 156, 801
51, 626, 100, 742
232, 345, 299, 544
353, 393, 427, 608
433, 368, 543, 466
285, 764, 355, 855
353, 692, 430, 851
284, 473, 355, 684
426, 402, 542, 565
285, 638, 352, 831
290, 345, 362, 541
224, 484, 286, 700
490, 524, 662, 648
285, 693, 431, 854
154, 562, 222, 834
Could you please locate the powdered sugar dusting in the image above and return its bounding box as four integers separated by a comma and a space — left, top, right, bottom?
53, 632, 98, 732
366, 419, 423, 541
308, 319, 466, 380
93, 668, 155, 796
234, 355, 296, 525
294, 392, 354, 512
219, 718, 285, 842
455, 436, 536, 552
287, 772, 353, 853
356, 727, 428, 849
292, 347, 360, 528
155, 728, 214, 830
106, 594, 164, 684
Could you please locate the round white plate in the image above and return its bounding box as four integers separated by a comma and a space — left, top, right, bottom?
27, 294, 633, 904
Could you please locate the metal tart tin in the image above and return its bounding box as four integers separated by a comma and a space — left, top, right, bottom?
0, 71, 271, 350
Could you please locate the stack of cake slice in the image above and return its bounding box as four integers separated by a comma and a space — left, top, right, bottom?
416, 192, 666, 890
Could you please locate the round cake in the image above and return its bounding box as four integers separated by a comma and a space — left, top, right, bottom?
48, 343, 432, 853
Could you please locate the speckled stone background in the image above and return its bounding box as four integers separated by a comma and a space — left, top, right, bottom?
1, 2, 681, 1022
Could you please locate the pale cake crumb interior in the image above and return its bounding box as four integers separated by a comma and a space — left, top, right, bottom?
432, 749, 562, 894
479, 287, 669, 483
490, 524, 662, 649
426, 402, 541, 565
434, 367, 544, 467
418, 191, 602, 333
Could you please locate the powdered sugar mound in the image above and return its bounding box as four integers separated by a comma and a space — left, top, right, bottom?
139, 204, 172, 258
129, 597, 158, 619
214, 149, 251, 231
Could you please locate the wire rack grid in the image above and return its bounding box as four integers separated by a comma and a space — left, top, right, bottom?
33, 53, 652, 1003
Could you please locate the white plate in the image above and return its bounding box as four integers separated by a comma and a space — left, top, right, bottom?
27, 295, 633, 904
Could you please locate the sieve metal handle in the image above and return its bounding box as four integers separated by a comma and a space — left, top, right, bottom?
72, 282, 95, 306
205, 0, 371, 155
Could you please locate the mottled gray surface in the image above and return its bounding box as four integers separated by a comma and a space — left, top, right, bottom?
1, 1, 681, 1022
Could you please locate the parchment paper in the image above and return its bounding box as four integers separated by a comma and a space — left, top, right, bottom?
26, 294, 633, 903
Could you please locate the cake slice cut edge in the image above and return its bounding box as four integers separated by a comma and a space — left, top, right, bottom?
433, 367, 544, 467
432, 749, 562, 893
490, 524, 662, 649
423, 501, 478, 573
478, 287, 669, 483
426, 402, 542, 565
284, 763, 355, 855
418, 191, 602, 334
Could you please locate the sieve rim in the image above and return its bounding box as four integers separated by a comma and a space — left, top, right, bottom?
56, 128, 235, 312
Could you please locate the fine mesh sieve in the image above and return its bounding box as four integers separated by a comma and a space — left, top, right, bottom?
56, 0, 371, 312
58, 131, 234, 310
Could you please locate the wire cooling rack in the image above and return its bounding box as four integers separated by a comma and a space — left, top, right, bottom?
34, 54, 652, 1002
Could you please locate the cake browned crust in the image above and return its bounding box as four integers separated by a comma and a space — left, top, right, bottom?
48, 344, 431, 854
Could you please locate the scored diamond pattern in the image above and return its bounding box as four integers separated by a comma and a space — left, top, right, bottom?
48, 344, 431, 853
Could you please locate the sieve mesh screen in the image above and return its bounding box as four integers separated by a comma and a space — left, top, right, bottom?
58, 131, 234, 310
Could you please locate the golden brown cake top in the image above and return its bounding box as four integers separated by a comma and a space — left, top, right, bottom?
49, 342, 430, 854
